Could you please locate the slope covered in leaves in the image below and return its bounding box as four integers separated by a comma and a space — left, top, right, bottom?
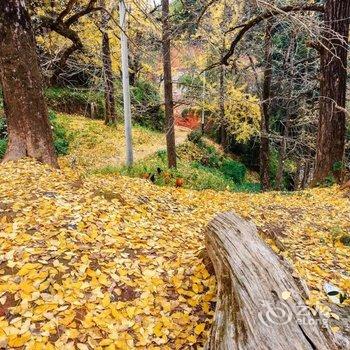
57, 115, 189, 173
0, 159, 349, 349
57, 115, 165, 171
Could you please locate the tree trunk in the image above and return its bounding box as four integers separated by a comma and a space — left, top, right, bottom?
219, 63, 227, 150
0, 0, 58, 167
100, 0, 116, 124
275, 117, 290, 190
294, 161, 302, 190
129, 31, 142, 86
260, 21, 273, 191
162, 0, 177, 168
313, 0, 350, 184
301, 160, 310, 189
275, 31, 295, 191
205, 212, 346, 349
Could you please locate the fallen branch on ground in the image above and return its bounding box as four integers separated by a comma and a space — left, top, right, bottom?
205, 212, 348, 349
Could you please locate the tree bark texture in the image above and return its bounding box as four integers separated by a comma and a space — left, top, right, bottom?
219, 63, 227, 150
260, 21, 272, 191
301, 160, 311, 189
100, 0, 116, 124
276, 115, 291, 190
0, 0, 58, 167
205, 212, 346, 349
162, 0, 177, 168
313, 0, 350, 183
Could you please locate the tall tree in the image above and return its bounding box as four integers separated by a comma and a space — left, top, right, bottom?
100, 0, 116, 124
260, 20, 273, 191
313, 0, 350, 183
162, 0, 177, 168
219, 62, 227, 149
219, 36, 227, 149
0, 0, 58, 167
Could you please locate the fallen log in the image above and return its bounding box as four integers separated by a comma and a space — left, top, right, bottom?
205, 212, 347, 350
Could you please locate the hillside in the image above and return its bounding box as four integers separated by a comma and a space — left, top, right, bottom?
0, 153, 349, 348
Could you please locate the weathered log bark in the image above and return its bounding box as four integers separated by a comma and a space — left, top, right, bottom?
205, 212, 345, 349
0, 0, 58, 167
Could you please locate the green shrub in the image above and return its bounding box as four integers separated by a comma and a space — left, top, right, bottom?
0, 117, 7, 159
187, 135, 224, 168
235, 182, 261, 192
187, 130, 202, 144
131, 80, 164, 131
332, 161, 344, 173
0, 118, 6, 138
220, 159, 247, 184
200, 150, 222, 168
45, 87, 107, 119
0, 139, 7, 159
114, 157, 236, 192
109, 144, 258, 193
187, 164, 235, 191
49, 111, 70, 155
156, 149, 167, 162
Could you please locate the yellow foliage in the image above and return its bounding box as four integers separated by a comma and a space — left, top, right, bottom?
0, 135, 349, 348
205, 83, 261, 142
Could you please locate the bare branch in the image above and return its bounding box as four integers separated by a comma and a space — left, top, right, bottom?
57, 0, 78, 22
65, 0, 99, 26
222, 4, 325, 65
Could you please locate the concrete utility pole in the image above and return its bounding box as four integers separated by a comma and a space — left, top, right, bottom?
119, 0, 133, 166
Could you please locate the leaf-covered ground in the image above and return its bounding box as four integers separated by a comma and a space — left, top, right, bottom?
0, 160, 349, 348
57, 115, 189, 172
57, 115, 164, 171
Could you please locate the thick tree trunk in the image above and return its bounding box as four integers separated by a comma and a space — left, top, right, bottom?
313, 0, 350, 184
260, 21, 272, 191
162, 0, 177, 168
100, 0, 116, 124
0, 0, 58, 167
205, 212, 346, 349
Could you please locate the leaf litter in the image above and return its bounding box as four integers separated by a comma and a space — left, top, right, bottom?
0, 159, 349, 349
